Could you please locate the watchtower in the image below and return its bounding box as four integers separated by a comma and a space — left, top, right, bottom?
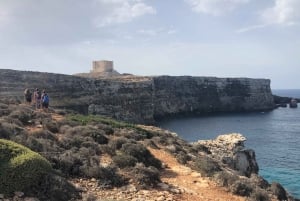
91, 60, 114, 73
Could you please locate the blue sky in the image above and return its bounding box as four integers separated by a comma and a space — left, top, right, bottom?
0, 0, 299, 89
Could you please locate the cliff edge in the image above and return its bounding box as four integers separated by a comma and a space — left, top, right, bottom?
0, 69, 274, 124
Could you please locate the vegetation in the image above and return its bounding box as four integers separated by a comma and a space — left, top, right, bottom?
68, 114, 155, 139
0, 139, 51, 195
0, 101, 291, 200
194, 155, 221, 177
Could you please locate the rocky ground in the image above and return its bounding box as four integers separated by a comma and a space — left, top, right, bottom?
0, 101, 297, 201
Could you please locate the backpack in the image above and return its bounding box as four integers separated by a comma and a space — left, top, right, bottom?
43, 94, 49, 104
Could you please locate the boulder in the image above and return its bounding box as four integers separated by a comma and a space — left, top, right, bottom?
197, 133, 258, 176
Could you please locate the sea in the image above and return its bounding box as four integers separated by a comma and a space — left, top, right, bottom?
157, 89, 300, 198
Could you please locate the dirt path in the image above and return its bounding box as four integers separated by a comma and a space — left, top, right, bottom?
150, 148, 246, 201
25, 111, 64, 133
23, 111, 246, 201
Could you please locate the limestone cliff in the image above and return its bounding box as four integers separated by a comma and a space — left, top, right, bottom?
0, 69, 274, 123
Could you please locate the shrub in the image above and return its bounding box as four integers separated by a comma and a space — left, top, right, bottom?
30, 130, 57, 141
193, 143, 211, 154
90, 131, 108, 144
33, 173, 80, 201
99, 144, 116, 156
131, 163, 160, 188
247, 188, 270, 201
9, 109, 32, 125
108, 137, 129, 150
0, 102, 8, 109
120, 143, 162, 169
250, 174, 269, 189
0, 139, 52, 195
96, 123, 114, 135
54, 151, 83, 176
45, 121, 59, 133
1, 116, 23, 127
214, 171, 239, 187
0, 121, 23, 139
112, 154, 137, 168
24, 137, 44, 152
144, 139, 159, 149
194, 155, 221, 177
64, 126, 108, 145
176, 151, 191, 164
96, 165, 126, 187
230, 180, 253, 196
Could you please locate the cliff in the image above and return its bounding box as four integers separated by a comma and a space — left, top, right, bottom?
0, 69, 274, 124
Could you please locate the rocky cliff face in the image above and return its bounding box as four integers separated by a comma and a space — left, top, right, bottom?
197, 133, 259, 177
0, 69, 274, 123
153, 76, 274, 119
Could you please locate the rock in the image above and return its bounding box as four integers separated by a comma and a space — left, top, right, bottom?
197, 133, 259, 177
290, 99, 298, 108
14, 192, 24, 198
157, 196, 165, 201
233, 149, 258, 176
91, 178, 96, 182
170, 188, 181, 194
0, 194, 4, 199
157, 183, 170, 190
270, 182, 288, 201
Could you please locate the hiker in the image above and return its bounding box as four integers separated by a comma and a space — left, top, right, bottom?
34, 88, 42, 109
41, 90, 49, 112
24, 88, 32, 104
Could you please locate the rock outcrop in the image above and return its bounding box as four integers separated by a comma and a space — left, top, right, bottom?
197, 133, 258, 177
0, 69, 275, 124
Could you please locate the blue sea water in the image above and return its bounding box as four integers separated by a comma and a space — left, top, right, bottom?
157, 89, 300, 198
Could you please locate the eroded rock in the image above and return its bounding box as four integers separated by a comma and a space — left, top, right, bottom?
197, 133, 258, 176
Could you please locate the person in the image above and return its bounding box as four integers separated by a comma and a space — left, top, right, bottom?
41, 91, 49, 112
24, 88, 32, 104
34, 88, 42, 109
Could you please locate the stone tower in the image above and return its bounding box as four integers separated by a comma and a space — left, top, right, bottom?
91, 60, 114, 73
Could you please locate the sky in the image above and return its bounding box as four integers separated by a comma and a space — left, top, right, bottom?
0, 0, 299, 89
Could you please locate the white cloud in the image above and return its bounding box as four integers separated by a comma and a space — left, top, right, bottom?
262, 0, 300, 25
137, 28, 177, 37
185, 0, 249, 16
95, 0, 156, 27
236, 24, 269, 33
237, 0, 300, 33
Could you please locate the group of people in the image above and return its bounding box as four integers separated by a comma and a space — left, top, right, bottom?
24, 88, 50, 111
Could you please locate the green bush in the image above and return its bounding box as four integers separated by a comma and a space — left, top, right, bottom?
0, 121, 24, 139
230, 180, 253, 196
131, 163, 160, 188
108, 137, 129, 150
247, 188, 270, 201
8, 109, 32, 125
214, 171, 239, 187
176, 151, 191, 164
194, 155, 221, 177
0, 139, 52, 195
32, 173, 80, 201
112, 154, 137, 168
45, 121, 59, 133
120, 142, 162, 169
96, 165, 126, 188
